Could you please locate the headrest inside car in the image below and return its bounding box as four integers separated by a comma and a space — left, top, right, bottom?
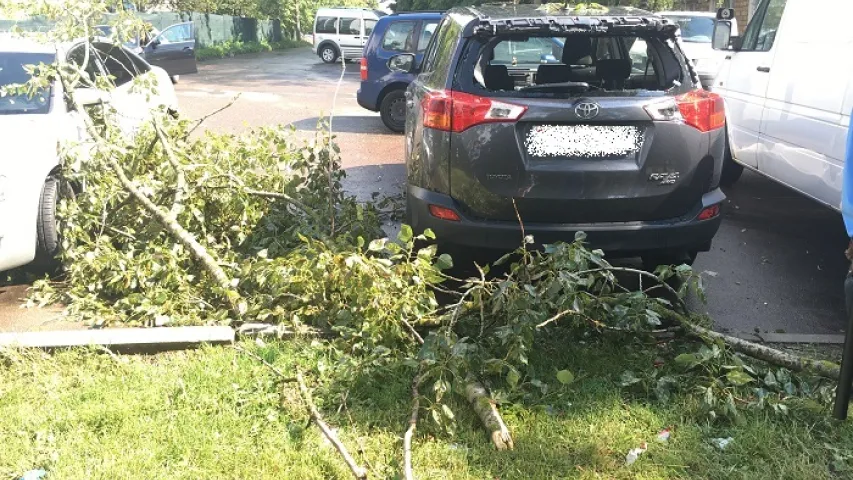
562, 36, 593, 65
484, 64, 514, 91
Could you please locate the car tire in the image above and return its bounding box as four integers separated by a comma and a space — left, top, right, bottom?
170, 75, 180, 84
320, 44, 339, 64
720, 131, 743, 188
34, 175, 71, 270
380, 89, 407, 133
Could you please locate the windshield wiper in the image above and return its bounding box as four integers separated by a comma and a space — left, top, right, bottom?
520, 81, 592, 92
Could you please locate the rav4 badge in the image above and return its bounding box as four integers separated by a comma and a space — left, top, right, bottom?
649, 172, 680, 185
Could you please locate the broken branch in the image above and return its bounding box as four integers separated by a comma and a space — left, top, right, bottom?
189, 93, 241, 135
465, 376, 514, 450
154, 120, 186, 218
403, 374, 422, 480
658, 309, 841, 380
296, 368, 368, 480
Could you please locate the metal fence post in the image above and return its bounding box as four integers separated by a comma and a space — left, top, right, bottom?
833, 274, 853, 419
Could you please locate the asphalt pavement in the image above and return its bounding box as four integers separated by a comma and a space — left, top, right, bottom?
2, 47, 849, 336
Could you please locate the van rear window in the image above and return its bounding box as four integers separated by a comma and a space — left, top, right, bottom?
315, 16, 336, 34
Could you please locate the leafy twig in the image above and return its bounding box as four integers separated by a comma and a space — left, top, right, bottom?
154, 120, 185, 218
189, 93, 241, 135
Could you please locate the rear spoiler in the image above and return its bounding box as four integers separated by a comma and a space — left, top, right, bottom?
464, 16, 678, 37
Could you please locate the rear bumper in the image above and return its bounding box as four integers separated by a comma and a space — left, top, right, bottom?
357, 86, 379, 112
407, 185, 725, 254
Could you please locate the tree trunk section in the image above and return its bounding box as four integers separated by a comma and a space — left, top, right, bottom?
465, 377, 514, 450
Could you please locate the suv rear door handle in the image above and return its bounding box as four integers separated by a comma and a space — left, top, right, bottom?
757, 66, 771, 73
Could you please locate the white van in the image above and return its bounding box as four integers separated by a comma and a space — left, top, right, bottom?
711, 0, 853, 214
312, 8, 385, 64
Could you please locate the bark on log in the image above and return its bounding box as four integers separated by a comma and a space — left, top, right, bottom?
465, 376, 514, 450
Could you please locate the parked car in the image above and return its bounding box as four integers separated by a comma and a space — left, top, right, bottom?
393, 6, 727, 267
357, 12, 442, 132
0, 38, 178, 272
711, 0, 853, 201
312, 8, 386, 64
657, 11, 729, 89
94, 22, 197, 83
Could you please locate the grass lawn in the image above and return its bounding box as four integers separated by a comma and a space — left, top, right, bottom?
3, 337, 853, 479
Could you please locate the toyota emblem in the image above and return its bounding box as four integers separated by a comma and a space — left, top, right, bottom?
574, 102, 600, 119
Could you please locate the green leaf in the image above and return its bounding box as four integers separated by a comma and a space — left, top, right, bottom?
435, 253, 453, 270
556, 370, 575, 385
674, 353, 701, 369
398, 224, 413, 244
423, 228, 436, 240
506, 368, 521, 389
726, 369, 754, 386
441, 404, 455, 421
619, 370, 641, 387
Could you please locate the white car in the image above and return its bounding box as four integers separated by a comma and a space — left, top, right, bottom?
0, 37, 178, 272
312, 7, 385, 63
658, 11, 730, 89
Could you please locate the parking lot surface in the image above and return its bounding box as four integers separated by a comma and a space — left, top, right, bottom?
2, 47, 848, 336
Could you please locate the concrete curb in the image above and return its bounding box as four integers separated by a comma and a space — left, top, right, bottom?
729, 331, 846, 345
0, 326, 235, 353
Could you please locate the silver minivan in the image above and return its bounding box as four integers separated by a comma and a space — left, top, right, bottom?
312, 8, 385, 63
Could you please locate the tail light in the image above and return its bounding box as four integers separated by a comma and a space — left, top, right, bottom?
360, 57, 368, 81
422, 90, 527, 133
675, 89, 725, 132
697, 204, 720, 221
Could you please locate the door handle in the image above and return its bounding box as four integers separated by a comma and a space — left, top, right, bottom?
725, 55, 732, 60
757, 66, 770, 73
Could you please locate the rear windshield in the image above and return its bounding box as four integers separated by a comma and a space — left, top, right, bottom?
661, 15, 714, 43
0, 52, 54, 114
458, 33, 688, 99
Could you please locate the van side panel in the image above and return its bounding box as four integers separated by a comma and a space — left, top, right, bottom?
759, 1, 853, 210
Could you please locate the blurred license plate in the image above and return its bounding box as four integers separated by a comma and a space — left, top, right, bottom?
525, 125, 643, 158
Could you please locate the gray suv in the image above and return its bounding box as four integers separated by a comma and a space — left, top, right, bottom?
392, 6, 727, 266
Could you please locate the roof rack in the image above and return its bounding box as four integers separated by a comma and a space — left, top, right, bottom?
468, 15, 675, 37
391, 10, 445, 14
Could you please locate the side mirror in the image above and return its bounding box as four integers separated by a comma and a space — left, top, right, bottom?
388, 53, 416, 73
149, 38, 161, 49
712, 20, 733, 50
75, 88, 110, 107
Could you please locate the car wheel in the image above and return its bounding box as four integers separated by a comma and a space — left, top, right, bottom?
720, 131, 743, 188
34, 175, 72, 270
320, 45, 338, 64
380, 89, 407, 133
170, 75, 180, 84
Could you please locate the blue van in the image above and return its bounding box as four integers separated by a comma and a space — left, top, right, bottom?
357, 12, 442, 132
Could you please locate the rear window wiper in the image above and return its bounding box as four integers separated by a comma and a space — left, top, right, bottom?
519, 81, 593, 93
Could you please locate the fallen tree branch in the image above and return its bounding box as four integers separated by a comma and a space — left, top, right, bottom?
189, 93, 241, 135
244, 188, 312, 216
575, 266, 689, 313
404, 374, 422, 480
465, 376, 514, 450
234, 345, 296, 382
296, 368, 368, 480
154, 120, 186, 218
658, 309, 841, 380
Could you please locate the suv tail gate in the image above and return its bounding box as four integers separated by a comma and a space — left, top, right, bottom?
441, 28, 719, 224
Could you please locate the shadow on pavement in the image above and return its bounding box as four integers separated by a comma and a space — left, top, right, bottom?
291, 115, 394, 135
